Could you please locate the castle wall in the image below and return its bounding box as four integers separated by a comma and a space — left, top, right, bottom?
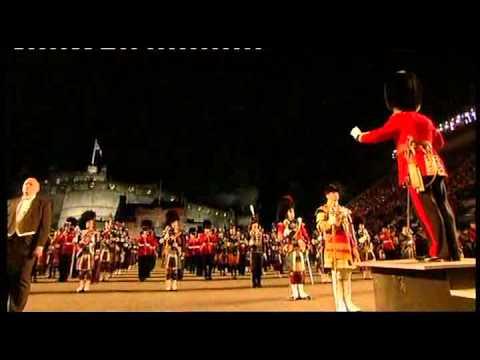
40, 166, 236, 230
58, 190, 120, 228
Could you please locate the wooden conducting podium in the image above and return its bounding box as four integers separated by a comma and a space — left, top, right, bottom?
359, 258, 476, 311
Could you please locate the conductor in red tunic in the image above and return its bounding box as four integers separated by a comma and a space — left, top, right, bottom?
350, 70, 462, 261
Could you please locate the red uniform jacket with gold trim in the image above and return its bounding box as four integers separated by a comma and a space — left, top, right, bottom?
360, 112, 448, 186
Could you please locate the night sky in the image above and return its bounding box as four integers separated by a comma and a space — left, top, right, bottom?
5, 48, 476, 225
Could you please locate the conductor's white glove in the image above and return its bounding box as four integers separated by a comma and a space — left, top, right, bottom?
350, 126, 362, 141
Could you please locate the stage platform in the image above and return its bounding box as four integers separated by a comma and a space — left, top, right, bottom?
359, 258, 476, 312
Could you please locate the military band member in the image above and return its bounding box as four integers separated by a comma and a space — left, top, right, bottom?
199, 220, 216, 280
351, 70, 462, 261
48, 230, 61, 279
194, 227, 205, 276
227, 232, 240, 279
120, 226, 131, 272
184, 228, 194, 273
137, 231, 151, 281
76, 211, 97, 293
238, 231, 248, 276
288, 241, 311, 300
357, 222, 375, 280
399, 225, 415, 259
215, 233, 227, 276
91, 245, 102, 284
271, 242, 283, 277
187, 228, 200, 275
165, 238, 180, 291
99, 237, 112, 282
276, 196, 310, 253
316, 185, 361, 312
58, 218, 78, 282
276, 195, 313, 286
145, 229, 158, 278
249, 215, 263, 288
163, 209, 184, 290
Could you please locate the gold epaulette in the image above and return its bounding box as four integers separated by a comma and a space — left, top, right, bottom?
315, 206, 328, 225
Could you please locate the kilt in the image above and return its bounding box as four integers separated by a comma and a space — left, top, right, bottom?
77, 254, 92, 271
166, 268, 178, 280
289, 271, 304, 284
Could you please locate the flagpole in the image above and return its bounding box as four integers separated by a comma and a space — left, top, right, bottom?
91, 139, 97, 165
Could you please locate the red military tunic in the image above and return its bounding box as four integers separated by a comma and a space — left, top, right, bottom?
188, 235, 200, 256
137, 234, 149, 257
199, 233, 217, 255
146, 233, 158, 256
360, 111, 448, 189
60, 230, 76, 256
380, 230, 395, 252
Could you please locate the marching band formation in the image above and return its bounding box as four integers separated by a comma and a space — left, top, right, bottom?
32, 185, 366, 311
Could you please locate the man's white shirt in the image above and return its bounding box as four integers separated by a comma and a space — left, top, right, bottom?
16, 194, 37, 224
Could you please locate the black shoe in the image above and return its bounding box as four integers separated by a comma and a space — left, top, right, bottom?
450, 253, 462, 261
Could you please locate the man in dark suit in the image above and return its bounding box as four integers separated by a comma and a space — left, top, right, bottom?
7, 177, 52, 312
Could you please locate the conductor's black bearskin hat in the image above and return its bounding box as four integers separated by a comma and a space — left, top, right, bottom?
79, 210, 96, 230
384, 70, 422, 112
277, 195, 294, 221
188, 227, 196, 234
65, 217, 78, 227
324, 184, 340, 195
203, 219, 212, 230
165, 209, 180, 227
